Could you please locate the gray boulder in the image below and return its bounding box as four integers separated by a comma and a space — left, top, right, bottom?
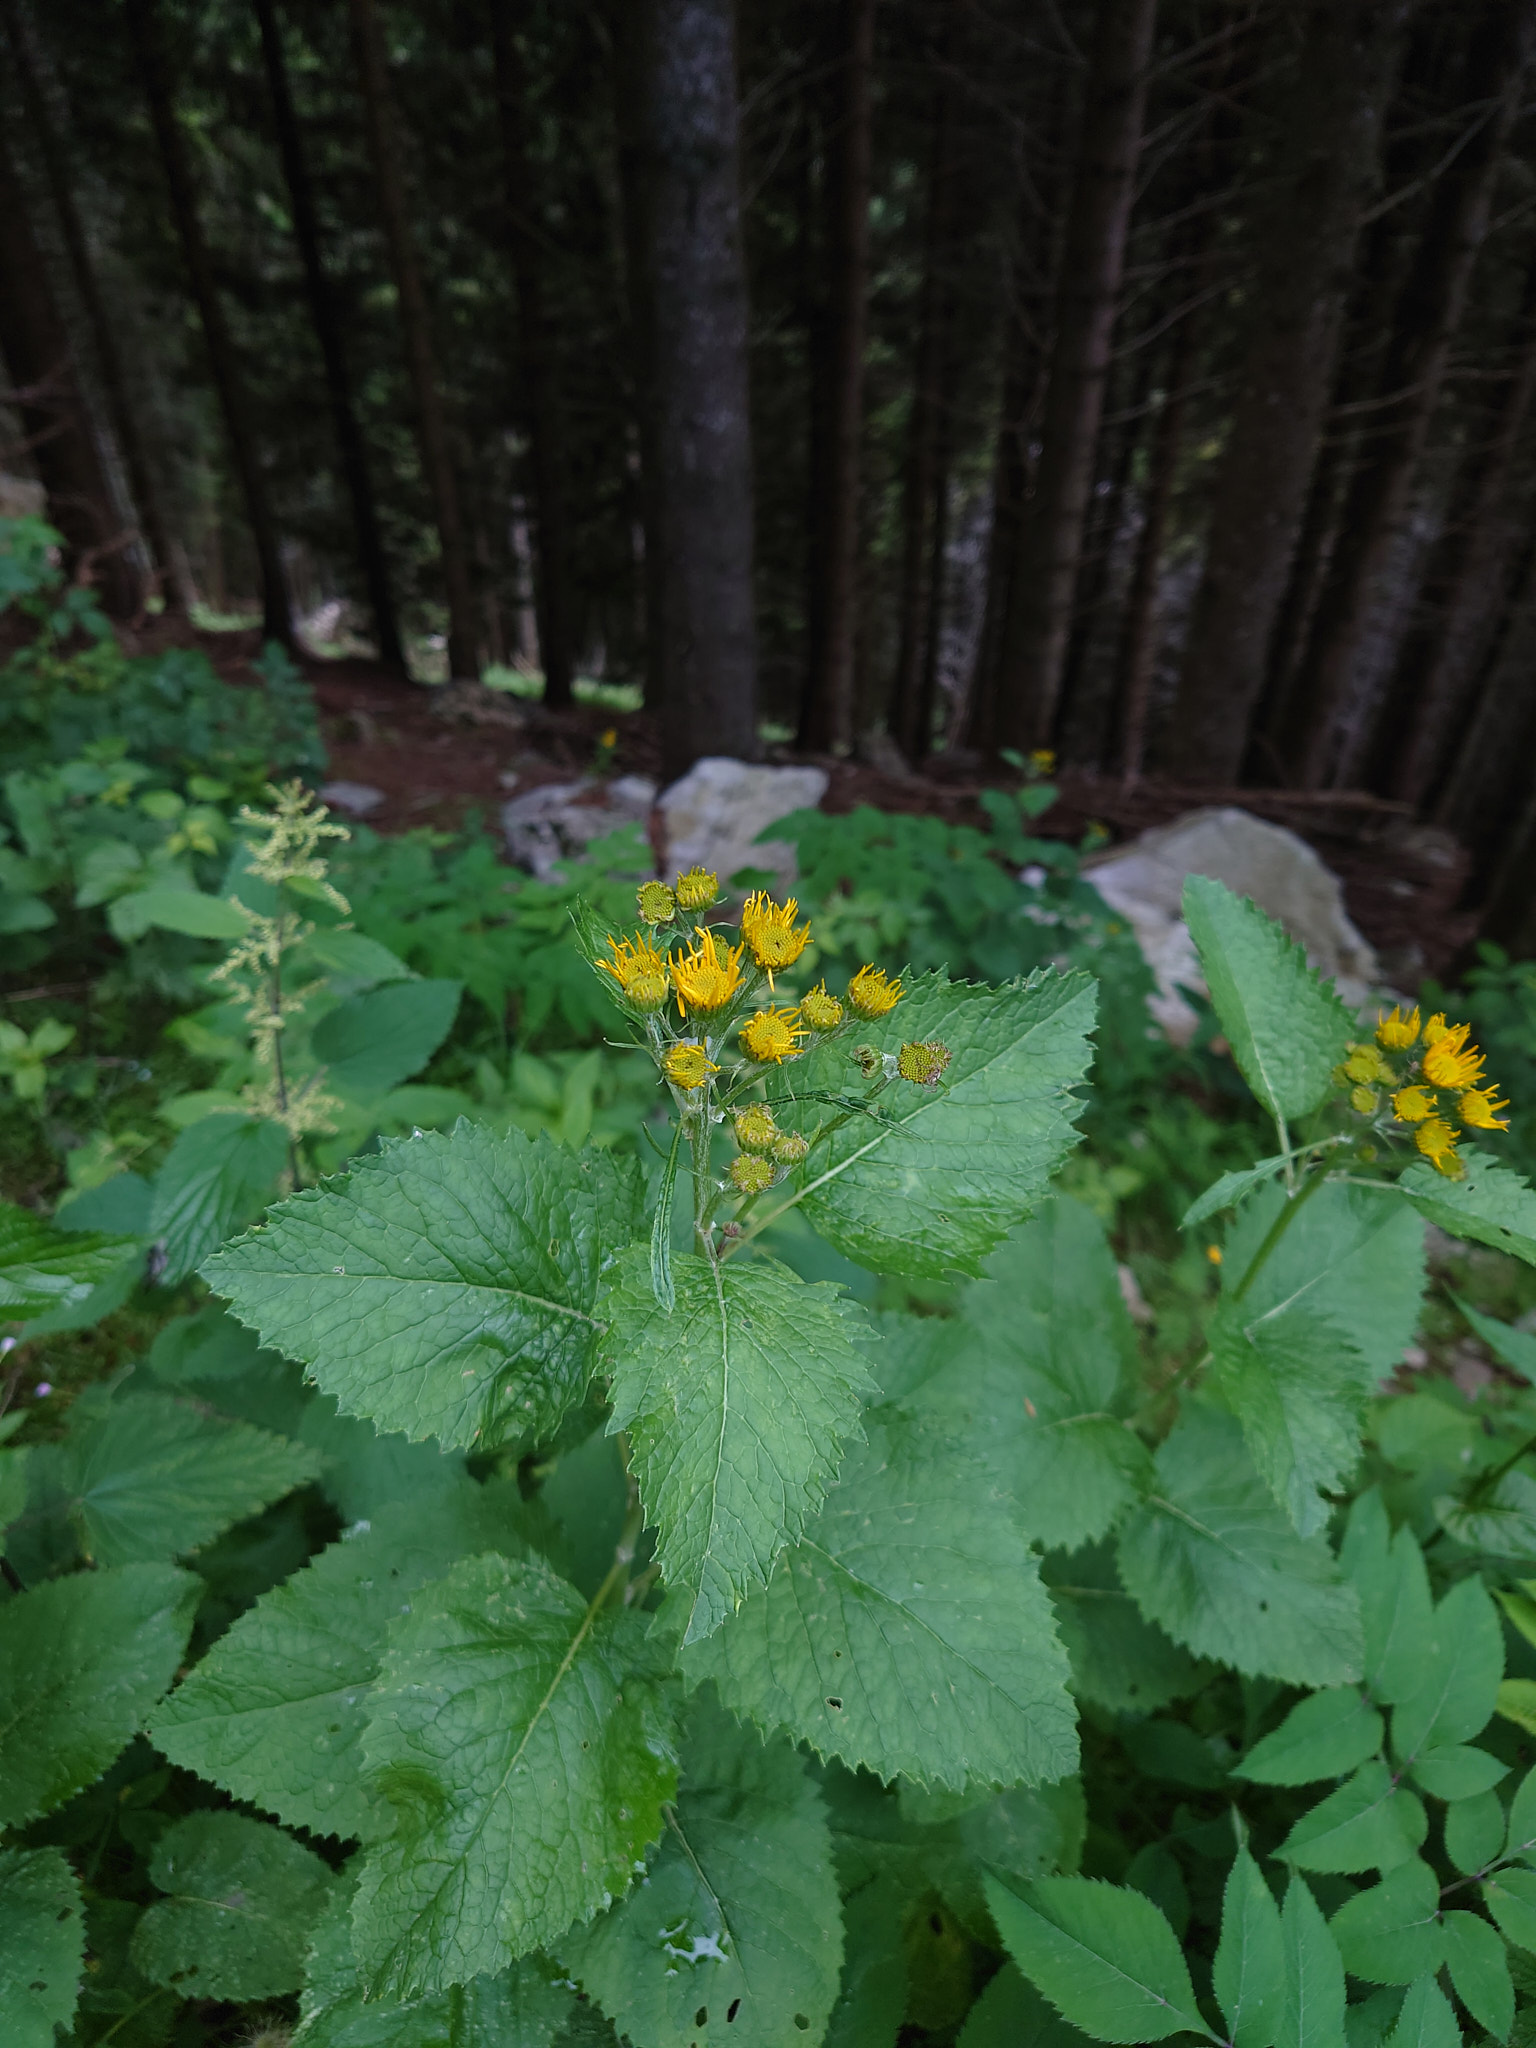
657, 757, 828, 897
501, 774, 657, 880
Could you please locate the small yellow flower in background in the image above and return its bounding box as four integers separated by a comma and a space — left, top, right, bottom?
1351, 1085, 1378, 1115
1422, 1020, 1486, 1093
637, 880, 676, 925
1416, 1117, 1464, 1177
896, 1040, 952, 1087
670, 930, 745, 1015
739, 1006, 806, 1064
1460, 1086, 1510, 1131
599, 727, 618, 748
729, 1154, 775, 1195
674, 866, 719, 911
847, 965, 903, 1019
1029, 749, 1055, 774
733, 1105, 780, 1154
598, 933, 669, 1012
1392, 1085, 1436, 1124
1376, 1005, 1421, 1050
1343, 1044, 1391, 1086
740, 891, 811, 986
771, 1130, 809, 1165
799, 982, 844, 1032
1206, 1244, 1222, 1265
662, 1043, 717, 1090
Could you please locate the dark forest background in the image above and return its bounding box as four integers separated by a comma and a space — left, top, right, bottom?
3, 0, 1536, 944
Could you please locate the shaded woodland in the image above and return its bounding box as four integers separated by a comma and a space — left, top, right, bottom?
3, 0, 1536, 940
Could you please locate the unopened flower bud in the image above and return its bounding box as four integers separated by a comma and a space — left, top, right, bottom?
770, 1131, 809, 1165
733, 1105, 779, 1154
729, 1154, 775, 1195
674, 866, 719, 910
1349, 1085, 1377, 1115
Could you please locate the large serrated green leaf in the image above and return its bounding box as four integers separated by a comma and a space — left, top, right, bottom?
150, 1480, 530, 1840
1182, 875, 1354, 1123
0, 1198, 139, 1319
601, 1247, 874, 1644
984, 1875, 1204, 2043
681, 1408, 1077, 1791
1279, 1876, 1347, 2046
1213, 1847, 1283, 2048
779, 967, 1095, 1279
0, 1847, 84, 2048
562, 1699, 844, 2048
1209, 1304, 1363, 1536
205, 1124, 642, 1450
1043, 1543, 1210, 1716
149, 1112, 289, 1286
1116, 1406, 1363, 1687
353, 1551, 677, 1995
0, 1563, 200, 1826
1399, 1146, 1536, 1268
311, 978, 462, 1097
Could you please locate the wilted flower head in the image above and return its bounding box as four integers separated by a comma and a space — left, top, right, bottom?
729, 1154, 775, 1195
896, 1040, 952, 1087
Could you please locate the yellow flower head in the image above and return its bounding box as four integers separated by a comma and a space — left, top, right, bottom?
799, 982, 844, 1032
670, 930, 745, 1015
1343, 1044, 1391, 1086
1376, 1005, 1420, 1051
1029, 749, 1056, 774
1459, 1087, 1510, 1132
1206, 1244, 1223, 1266
771, 1130, 809, 1165
847, 965, 903, 1019
1350, 1085, 1378, 1115
662, 1042, 717, 1091
739, 1006, 806, 1065
674, 866, 719, 911
896, 1039, 952, 1088
598, 932, 670, 1012
1415, 1117, 1464, 1178
729, 1154, 775, 1195
1422, 1021, 1486, 1093
637, 880, 676, 925
740, 891, 811, 985
599, 727, 618, 748
1392, 1085, 1436, 1124
1422, 1013, 1450, 1047
733, 1105, 780, 1154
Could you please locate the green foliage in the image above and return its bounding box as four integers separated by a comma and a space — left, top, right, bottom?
0, 1847, 85, 2048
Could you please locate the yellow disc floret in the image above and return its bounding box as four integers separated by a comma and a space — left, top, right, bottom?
1392, 1085, 1436, 1124
637, 880, 676, 925
674, 866, 719, 911
1415, 1117, 1464, 1178
1422, 1020, 1486, 1093
739, 1006, 806, 1065
799, 982, 844, 1032
740, 891, 811, 985
1459, 1087, 1510, 1132
598, 933, 670, 1012
662, 1042, 717, 1090
670, 930, 745, 1015
1376, 1005, 1421, 1051
733, 1105, 780, 1154
896, 1039, 952, 1087
847, 965, 903, 1019
729, 1154, 775, 1195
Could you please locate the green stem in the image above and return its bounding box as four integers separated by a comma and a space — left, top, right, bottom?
1470, 1427, 1536, 1504
1231, 1167, 1327, 1304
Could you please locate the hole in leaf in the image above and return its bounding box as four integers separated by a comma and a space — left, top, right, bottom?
794, 2017, 810, 2032
727, 2000, 741, 2022
29, 1982, 46, 1993
826, 1696, 843, 1710
696, 2009, 708, 2028
930, 1911, 943, 1935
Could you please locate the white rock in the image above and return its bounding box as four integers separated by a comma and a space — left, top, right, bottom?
501, 774, 656, 880
658, 757, 829, 897
1082, 806, 1381, 1043
318, 781, 386, 818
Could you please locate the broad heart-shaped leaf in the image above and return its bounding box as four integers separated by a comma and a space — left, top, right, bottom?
562, 1698, 843, 2048
150, 1479, 531, 1840
1391, 1575, 1503, 1762
1439, 1909, 1512, 2041
1279, 1877, 1346, 2047
1116, 1406, 1364, 1688
984, 1875, 1204, 2043
1235, 1687, 1384, 1787
679, 1406, 1077, 1791
1209, 1303, 1364, 1536
310, 978, 462, 1098
149, 1112, 289, 1287
0, 1198, 139, 1318
1400, 1146, 1536, 1268
600, 1247, 874, 1645
1328, 1859, 1442, 1986
353, 1551, 678, 1995
205, 1124, 642, 1451
778, 967, 1096, 1280
1182, 875, 1353, 1123
1213, 1848, 1283, 2048
0, 1563, 199, 1826
0, 1847, 84, 2048
131, 1810, 334, 2001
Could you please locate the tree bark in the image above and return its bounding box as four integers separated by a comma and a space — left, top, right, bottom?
347, 0, 479, 680
798, 0, 875, 754
491, 0, 577, 710
1279, 0, 1536, 789
124, 0, 291, 645
641, 0, 759, 777
1163, 0, 1408, 784
991, 0, 1156, 755
255, 0, 405, 672
1434, 534, 1536, 879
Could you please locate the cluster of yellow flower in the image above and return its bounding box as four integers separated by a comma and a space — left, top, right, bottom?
1341, 1005, 1508, 1179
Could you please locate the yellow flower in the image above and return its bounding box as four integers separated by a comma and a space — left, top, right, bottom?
1392, 1085, 1436, 1124
1422, 1021, 1486, 1093
670, 930, 745, 1015
1206, 1244, 1222, 1266
896, 1040, 952, 1087
1029, 749, 1055, 774
1343, 1044, 1391, 1086
674, 866, 719, 911
739, 1006, 806, 1065
733, 1105, 780, 1154
740, 891, 811, 986
1415, 1117, 1463, 1178
662, 1042, 717, 1090
729, 1154, 775, 1195
799, 982, 844, 1032
1350, 1085, 1378, 1115
1422, 1013, 1449, 1047
599, 727, 617, 748
597, 933, 669, 1012
847, 965, 903, 1019
1459, 1087, 1510, 1131
1376, 1005, 1420, 1050
637, 880, 676, 925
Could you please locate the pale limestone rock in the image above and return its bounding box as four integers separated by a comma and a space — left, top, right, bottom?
657, 757, 829, 897
501, 774, 656, 880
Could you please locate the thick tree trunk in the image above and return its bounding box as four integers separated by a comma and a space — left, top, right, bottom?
798, 0, 875, 754
255, 0, 404, 673
641, 0, 758, 777
1279, 0, 1536, 789
991, 0, 1156, 754
1163, 0, 1407, 784
347, 0, 479, 680
3, 0, 182, 610
491, 0, 577, 710
124, 0, 291, 644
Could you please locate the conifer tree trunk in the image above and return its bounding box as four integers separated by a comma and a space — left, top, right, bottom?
124, 0, 291, 645
992, 0, 1156, 754
255, 0, 405, 673
1434, 537, 1536, 866
347, 0, 480, 680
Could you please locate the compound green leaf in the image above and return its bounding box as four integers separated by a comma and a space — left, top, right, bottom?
0, 1198, 139, 1319
353, 1551, 677, 1995
984, 1875, 1204, 2043
1329, 1859, 1442, 1986
1483, 1867, 1536, 1952
1498, 1678, 1536, 1736
1407, 1745, 1506, 1801
783, 967, 1096, 1279
0, 1562, 199, 1827
150, 1480, 530, 1839
1507, 1762, 1536, 1860
131, 1810, 334, 2001
1209, 1304, 1363, 1535
1280, 1763, 1422, 1875
1182, 876, 1353, 1123
601, 1247, 873, 1644
1439, 1909, 1511, 2041
955, 1966, 1091, 2048
1391, 1577, 1503, 1763
1445, 1789, 1505, 1875
1236, 1687, 1384, 1786
205, 1124, 641, 1450
1382, 1976, 1462, 2048
1453, 1293, 1536, 1384
1116, 1406, 1363, 1688
1277, 1877, 1346, 2047
1344, 1512, 1434, 1706
680, 1408, 1077, 1791
0, 1847, 84, 2048
1400, 1148, 1536, 1268
1213, 1847, 1283, 2048
311, 979, 462, 1098
563, 1700, 843, 2048
149, 1112, 288, 1286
